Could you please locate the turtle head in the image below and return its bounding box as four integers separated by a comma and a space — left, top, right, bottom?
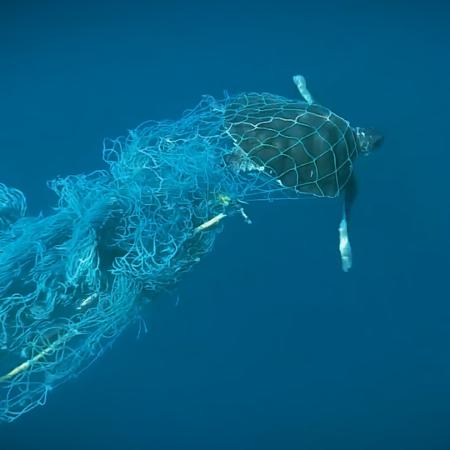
355, 127, 383, 156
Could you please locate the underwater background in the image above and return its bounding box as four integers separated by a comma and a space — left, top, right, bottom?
1, 0, 449, 449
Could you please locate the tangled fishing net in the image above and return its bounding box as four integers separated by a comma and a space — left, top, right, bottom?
0, 76, 378, 422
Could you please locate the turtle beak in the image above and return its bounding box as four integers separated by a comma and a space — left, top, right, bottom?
370, 131, 384, 150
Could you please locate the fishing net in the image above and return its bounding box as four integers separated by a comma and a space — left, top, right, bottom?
0, 90, 360, 422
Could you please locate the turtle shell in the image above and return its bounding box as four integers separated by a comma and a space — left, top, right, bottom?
224, 93, 358, 197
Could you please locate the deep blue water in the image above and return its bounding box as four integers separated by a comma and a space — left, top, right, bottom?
1, 1, 449, 449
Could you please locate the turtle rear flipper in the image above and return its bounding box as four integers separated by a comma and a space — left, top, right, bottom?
338, 174, 358, 272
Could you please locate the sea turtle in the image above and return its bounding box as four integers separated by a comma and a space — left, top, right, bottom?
224, 75, 383, 271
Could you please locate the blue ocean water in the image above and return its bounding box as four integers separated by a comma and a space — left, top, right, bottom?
1, 1, 449, 449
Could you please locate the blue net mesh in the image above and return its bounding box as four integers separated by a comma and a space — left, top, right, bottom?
0, 92, 359, 422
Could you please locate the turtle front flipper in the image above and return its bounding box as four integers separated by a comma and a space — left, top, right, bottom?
338, 174, 358, 272
292, 74, 314, 105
